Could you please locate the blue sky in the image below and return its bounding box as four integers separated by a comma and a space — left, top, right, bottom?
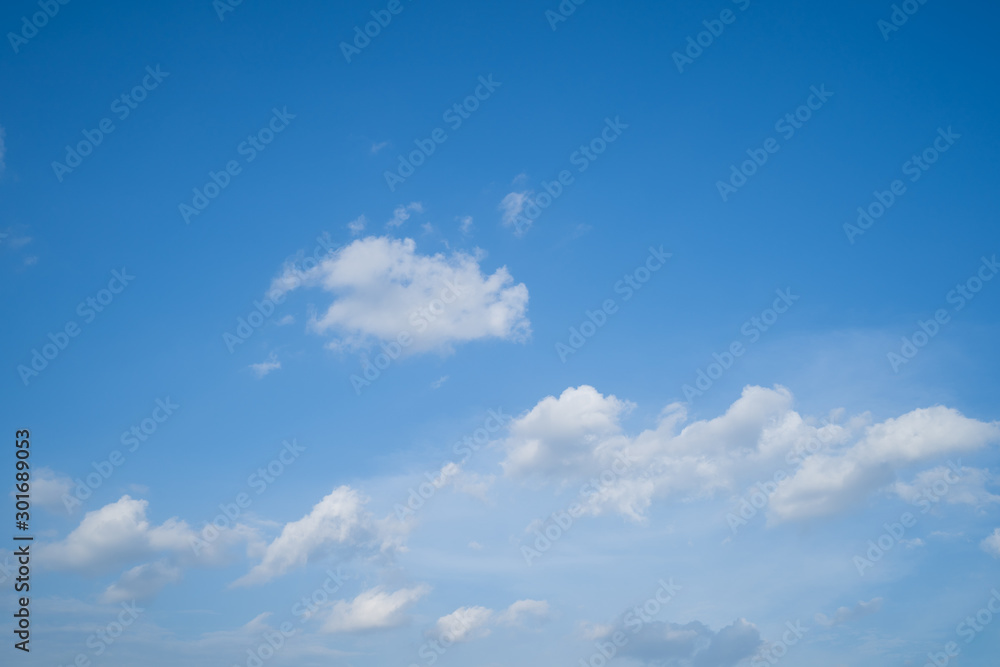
2, 0, 1000, 665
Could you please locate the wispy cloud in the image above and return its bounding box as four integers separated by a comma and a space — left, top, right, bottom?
250, 354, 281, 378
386, 202, 424, 228
499, 191, 532, 231
347, 215, 367, 236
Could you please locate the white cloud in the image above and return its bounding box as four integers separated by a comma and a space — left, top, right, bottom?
431, 599, 549, 643
321, 584, 429, 633
386, 202, 423, 228
815, 598, 882, 627
502, 385, 634, 480
500, 385, 1000, 525
371, 141, 389, 154
347, 215, 367, 236
433, 606, 494, 642
234, 486, 403, 587
430, 375, 449, 389
276, 314, 295, 326
770, 407, 999, 522
100, 560, 182, 603
892, 465, 1000, 509
249, 354, 281, 378
269, 236, 530, 356
982, 528, 1000, 558
37, 496, 248, 574
1, 226, 32, 251
499, 191, 531, 231
497, 599, 550, 626
458, 215, 474, 235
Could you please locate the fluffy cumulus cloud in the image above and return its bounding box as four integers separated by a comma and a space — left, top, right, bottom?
815, 598, 882, 627
37, 496, 247, 574
431, 599, 549, 643
234, 486, 404, 587
269, 236, 530, 355
502, 385, 635, 480
611, 618, 760, 667
769, 406, 999, 522
500, 385, 1000, 524
321, 584, 430, 633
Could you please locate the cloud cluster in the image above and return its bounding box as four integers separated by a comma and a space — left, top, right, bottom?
37, 496, 241, 574
501, 385, 1000, 524
269, 236, 530, 355
37, 495, 255, 602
